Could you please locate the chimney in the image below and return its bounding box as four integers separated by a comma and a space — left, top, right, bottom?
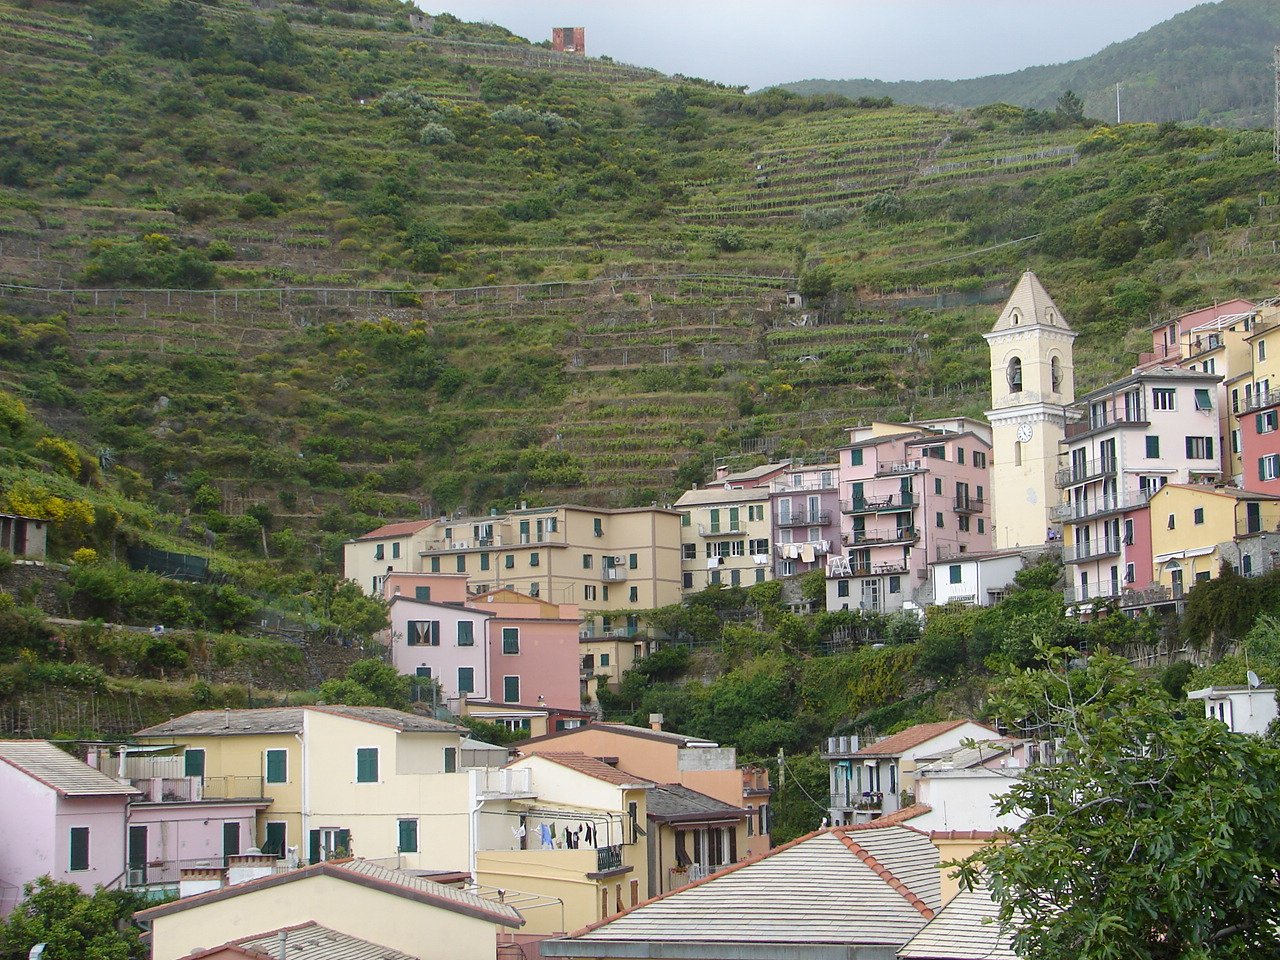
277, 930, 287, 960
649, 713, 664, 732
179, 864, 227, 898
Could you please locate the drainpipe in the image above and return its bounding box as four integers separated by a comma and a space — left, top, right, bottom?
296, 731, 308, 865
468, 769, 485, 879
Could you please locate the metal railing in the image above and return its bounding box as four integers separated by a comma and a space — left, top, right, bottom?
1056, 458, 1118, 488
1243, 387, 1280, 414
952, 496, 985, 514
1062, 536, 1123, 563
845, 527, 918, 546
472, 767, 534, 798
841, 493, 914, 514
697, 523, 745, 537
1050, 489, 1154, 522
776, 509, 832, 527
875, 458, 924, 476
1064, 583, 1175, 606
595, 844, 623, 872
821, 736, 861, 758
130, 776, 265, 802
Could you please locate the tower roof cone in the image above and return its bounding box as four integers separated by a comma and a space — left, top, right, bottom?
990, 271, 1072, 334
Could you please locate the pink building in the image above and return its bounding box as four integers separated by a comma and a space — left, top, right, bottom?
1240, 390, 1280, 495
767, 463, 840, 581
1140, 298, 1255, 369
827, 419, 993, 613
0, 740, 138, 915
387, 587, 581, 712
382, 571, 470, 605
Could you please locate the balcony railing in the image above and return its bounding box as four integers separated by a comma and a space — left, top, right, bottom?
1064, 583, 1175, 607
776, 509, 833, 527
602, 567, 628, 582
1050, 488, 1154, 523
471, 767, 535, 799
875, 458, 924, 476
1243, 387, 1280, 413
821, 735, 861, 758
595, 844, 623, 873
697, 523, 745, 537
129, 775, 265, 802
841, 493, 914, 514
1062, 535, 1124, 563
952, 496, 984, 514
844, 527, 917, 547
1055, 458, 1118, 488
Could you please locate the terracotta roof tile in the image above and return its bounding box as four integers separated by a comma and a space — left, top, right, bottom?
521, 752, 652, 788
853, 721, 998, 758
353, 520, 435, 541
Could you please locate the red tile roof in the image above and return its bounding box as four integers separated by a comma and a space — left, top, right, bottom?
522, 752, 652, 788
354, 519, 435, 541
853, 720, 997, 758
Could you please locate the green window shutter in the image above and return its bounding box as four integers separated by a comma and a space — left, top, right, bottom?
1206, 436, 1215, 459
681, 513, 690, 527
949, 565, 962, 584
458, 667, 474, 694
850, 448, 863, 466
265, 749, 286, 784
398, 819, 418, 854
374, 544, 384, 560
264, 822, 286, 857
335, 830, 351, 857
710, 508, 720, 530
504, 676, 520, 703
184, 749, 205, 778
309, 830, 322, 864
456, 555, 466, 573
503, 627, 520, 654
729, 507, 740, 528
356, 747, 378, 783
69, 827, 89, 871
430, 556, 440, 573
480, 553, 490, 571
223, 822, 240, 857
629, 553, 638, 569
1258, 414, 1266, 433
444, 747, 457, 773
392, 543, 400, 559
457, 620, 474, 646
415, 586, 431, 601
430, 621, 440, 646
505, 554, 514, 569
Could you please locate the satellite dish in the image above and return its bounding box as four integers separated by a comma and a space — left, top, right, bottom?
1248, 670, 1262, 689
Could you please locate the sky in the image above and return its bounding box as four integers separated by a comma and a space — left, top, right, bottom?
421, 0, 1212, 90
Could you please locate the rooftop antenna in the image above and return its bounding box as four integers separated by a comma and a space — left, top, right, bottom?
1248, 670, 1262, 689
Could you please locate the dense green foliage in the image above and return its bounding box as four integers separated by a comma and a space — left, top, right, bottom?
784, 0, 1280, 127
0, 876, 147, 960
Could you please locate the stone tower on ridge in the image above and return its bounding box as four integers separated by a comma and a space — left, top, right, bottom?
983, 271, 1077, 549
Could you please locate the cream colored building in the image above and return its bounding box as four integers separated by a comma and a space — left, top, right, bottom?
984, 271, 1078, 548
136, 858, 522, 960
674, 485, 773, 592
346, 507, 683, 620
1147, 484, 1280, 597
343, 519, 438, 598
134, 706, 531, 873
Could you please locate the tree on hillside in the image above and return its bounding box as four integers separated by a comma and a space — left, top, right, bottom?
1055, 89, 1086, 123
959, 645, 1280, 959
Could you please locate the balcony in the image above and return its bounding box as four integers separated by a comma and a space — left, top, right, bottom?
1243, 387, 1280, 414
844, 527, 918, 547
1050, 488, 1154, 523
841, 493, 914, 514
1064, 583, 1175, 607
776, 509, 833, 527
697, 523, 746, 537
952, 496, 985, 514
1062, 535, 1123, 563
129, 775, 266, 802
595, 844, 624, 873
875, 458, 924, 477
602, 566, 628, 582
1055, 458, 1118, 488
471, 767, 536, 800
820, 736, 861, 758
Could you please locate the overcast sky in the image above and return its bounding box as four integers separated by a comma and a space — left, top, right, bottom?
422, 1, 1212, 90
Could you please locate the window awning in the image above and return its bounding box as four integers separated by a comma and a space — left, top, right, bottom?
1155, 546, 1216, 564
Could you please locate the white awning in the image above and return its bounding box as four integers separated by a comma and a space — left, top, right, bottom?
1154, 546, 1216, 564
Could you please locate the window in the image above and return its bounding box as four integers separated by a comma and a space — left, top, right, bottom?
415, 666, 432, 680
1259, 411, 1279, 434
602, 585, 610, 602
1168, 514, 1176, 530
1125, 563, 1136, 584
958, 515, 970, 532
1051, 356, 1063, 392
502, 627, 520, 654
480, 553, 490, 571
889, 576, 901, 594
457, 621, 474, 646
957, 447, 966, 465
977, 519, 985, 534
356, 747, 379, 783
529, 552, 539, 567
374, 544, 384, 561
584, 584, 597, 600
455, 555, 466, 573
398, 819, 419, 854
1185, 436, 1214, 459
1152, 388, 1175, 411
414, 586, 431, 601
748, 504, 765, 522
682, 543, 697, 560
710, 570, 721, 585
593, 518, 604, 537
600, 653, 611, 667
1007, 356, 1023, 392
1233, 430, 1242, 454
1261, 340, 1268, 361
755, 568, 765, 583
946, 564, 963, 585
1123, 518, 1135, 545
629, 586, 638, 603
682, 572, 694, 589
69, 827, 89, 871
223, 822, 240, 857
934, 478, 943, 495
430, 556, 441, 573
730, 540, 746, 557
503, 676, 520, 703
1194, 388, 1213, 411
973, 451, 987, 468
458, 666, 474, 695
1261, 455, 1280, 482
265, 749, 287, 784
407, 621, 440, 646
444, 747, 457, 773
1145, 436, 1160, 458
582, 554, 593, 569
264, 822, 286, 857
629, 553, 638, 570
1193, 507, 1205, 525
680, 512, 691, 528
837, 580, 849, 598
935, 512, 944, 528
850, 448, 863, 467
184, 748, 205, 778
749, 538, 769, 555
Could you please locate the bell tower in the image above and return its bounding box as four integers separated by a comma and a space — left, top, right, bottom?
983, 271, 1077, 549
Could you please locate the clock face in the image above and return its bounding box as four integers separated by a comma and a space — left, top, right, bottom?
1017, 424, 1033, 443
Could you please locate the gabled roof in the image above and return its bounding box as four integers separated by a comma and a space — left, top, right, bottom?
853, 721, 998, 759
717, 462, 792, 486
0, 740, 139, 798
516, 722, 718, 750
388, 595, 492, 617
516, 752, 652, 789
552, 821, 940, 950
184, 921, 418, 960
674, 485, 772, 507
466, 588, 562, 610
646, 783, 748, 823
135, 859, 522, 928
352, 519, 435, 542
916, 740, 1019, 772
988, 270, 1072, 335
897, 879, 1015, 960
136, 706, 464, 739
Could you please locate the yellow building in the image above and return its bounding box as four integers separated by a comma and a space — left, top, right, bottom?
136, 858, 522, 960
474, 752, 652, 935
644, 783, 751, 897
345, 506, 683, 621
1147, 484, 1280, 596
342, 519, 438, 597
134, 706, 529, 873
579, 634, 645, 703
674, 485, 773, 592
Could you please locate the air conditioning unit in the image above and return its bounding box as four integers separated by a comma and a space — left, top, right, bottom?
455, 541, 469, 550
127, 869, 146, 887
612, 556, 624, 563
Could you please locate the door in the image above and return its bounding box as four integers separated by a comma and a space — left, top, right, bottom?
128, 825, 148, 885
779, 498, 792, 523
899, 477, 913, 506
1170, 565, 1184, 599
807, 495, 820, 525
849, 483, 864, 511
264, 822, 286, 858
309, 828, 351, 863
223, 821, 240, 858
1100, 438, 1117, 472
1247, 501, 1262, 534
860, 579, 880, 612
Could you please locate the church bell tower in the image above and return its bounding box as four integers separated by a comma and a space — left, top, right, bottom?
983, 271, 1077, 549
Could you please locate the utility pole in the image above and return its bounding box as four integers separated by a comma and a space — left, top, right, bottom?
777, 747, 785, 789
1115, 82, 1121, 124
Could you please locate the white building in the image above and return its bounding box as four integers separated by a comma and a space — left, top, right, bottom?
909, 741, 1027, 833
1188, 684, 1278, 736
926, 549, 1025, 607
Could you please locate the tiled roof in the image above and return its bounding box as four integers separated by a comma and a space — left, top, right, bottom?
0, 740, 139, 798
522, 752, 652, 789
136, 706, 464, 738
561, 823, 940, 947
897, 879, 1016, 959
989, 270, 1070, 333
853, 721, 997, 758
517, 722, 716, 749
135, 859, 522, 927
189, 922, 418, 960
916, 740, 1018, 771
673, 486, 772, 507
352, 520, 435, 541
646, 784, 747, 822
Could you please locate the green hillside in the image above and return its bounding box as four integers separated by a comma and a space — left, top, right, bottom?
0, 0, 1278, 573
782, 0, 1280, 128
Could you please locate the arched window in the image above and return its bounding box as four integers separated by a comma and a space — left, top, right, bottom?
1051, 356, 1062, 392
1007, 356, 1023, 392
1010, 309, 1021, 326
